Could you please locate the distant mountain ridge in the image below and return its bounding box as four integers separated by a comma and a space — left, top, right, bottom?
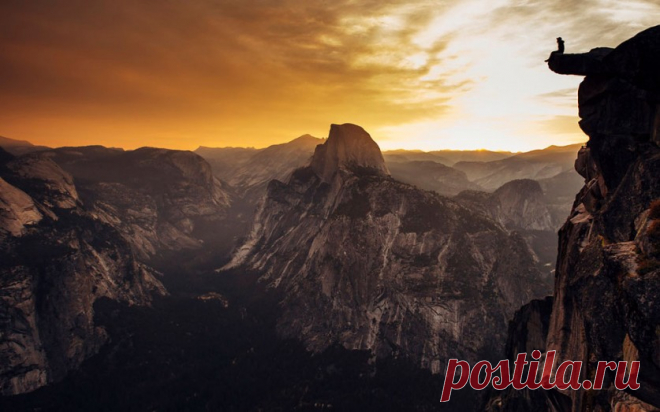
453, 143, 583, 191
387, 161, 482, 196
195, 134, 324, 188
383, 148, 513, 166
0, 136, 49, 156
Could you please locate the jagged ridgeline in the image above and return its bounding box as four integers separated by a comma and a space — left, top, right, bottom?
489, 25, 660, 411
225, 123, 549, 372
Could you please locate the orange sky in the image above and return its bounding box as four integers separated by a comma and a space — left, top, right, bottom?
1, 0, 658, 152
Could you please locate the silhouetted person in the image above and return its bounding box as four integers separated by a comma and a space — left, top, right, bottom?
545, 37, 565, 62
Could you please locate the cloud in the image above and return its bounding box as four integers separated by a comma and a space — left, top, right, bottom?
0, 0, 657, 150
0, 0, 463, 148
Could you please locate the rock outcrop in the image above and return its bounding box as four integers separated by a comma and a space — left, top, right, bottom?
225, 123, 549, 373
0, 151, 166, 395
498, 25, 660, 411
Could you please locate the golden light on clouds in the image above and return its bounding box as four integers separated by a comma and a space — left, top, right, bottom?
1, 0, 659, 152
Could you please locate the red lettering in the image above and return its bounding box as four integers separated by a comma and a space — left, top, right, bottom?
615, 361, 641, 390
593, 361, 617, 390
525, 350, 542, 389
440, 354, 635, 397
470, 360, 494, 390
492, 360, 512, 390
555, 361, 582, 390
540, 350, 556, 389
440, 359, 470, 402
511, 353, 528, 390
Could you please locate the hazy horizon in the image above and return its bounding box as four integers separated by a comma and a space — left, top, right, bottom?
2, 130, 586, 154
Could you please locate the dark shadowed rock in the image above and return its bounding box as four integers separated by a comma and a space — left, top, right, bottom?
603, 25, 660, 93
547, 47, 613, 75
0, 147, 14, 166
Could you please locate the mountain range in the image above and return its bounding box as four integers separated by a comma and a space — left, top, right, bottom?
0, 126, 563, 399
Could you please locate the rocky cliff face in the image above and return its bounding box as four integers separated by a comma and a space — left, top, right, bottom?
498, 26, 660, 411
0, 149, 166, 395
226, 123, 548, 373
46, 147, 232, 261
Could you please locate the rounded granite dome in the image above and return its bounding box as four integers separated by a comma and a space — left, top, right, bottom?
310, 123, 389, 182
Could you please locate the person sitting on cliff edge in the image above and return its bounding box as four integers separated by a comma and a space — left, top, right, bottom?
545, 37, 565, 62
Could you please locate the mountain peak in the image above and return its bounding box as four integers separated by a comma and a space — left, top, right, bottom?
310, 123, 389, 182
289, 134, 322, 145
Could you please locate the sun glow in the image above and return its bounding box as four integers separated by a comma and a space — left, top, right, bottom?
0, 1, 658, 152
